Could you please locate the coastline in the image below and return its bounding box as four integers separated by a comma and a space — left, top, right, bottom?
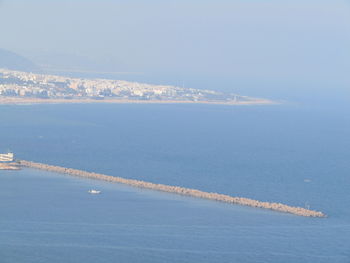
0, 97, 277, 106
19, 160, 326, 218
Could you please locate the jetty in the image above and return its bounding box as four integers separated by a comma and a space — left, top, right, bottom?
19, 160, 326, 218
0, 163, 20, 170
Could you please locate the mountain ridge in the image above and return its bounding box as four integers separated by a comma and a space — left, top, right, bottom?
0, 48, 39, 72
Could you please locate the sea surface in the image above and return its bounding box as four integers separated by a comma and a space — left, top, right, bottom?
0, 103, 349, 262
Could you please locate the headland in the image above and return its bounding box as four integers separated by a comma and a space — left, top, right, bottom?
0, 68, 276, 106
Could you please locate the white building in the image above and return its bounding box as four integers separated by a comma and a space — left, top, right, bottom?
0, 153, 14, 162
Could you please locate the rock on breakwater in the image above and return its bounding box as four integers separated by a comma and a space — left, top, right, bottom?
19, 160, 326, 218
0, 163, 21, 170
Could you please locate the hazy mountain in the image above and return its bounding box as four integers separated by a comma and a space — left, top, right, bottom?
0, 48, 38, 72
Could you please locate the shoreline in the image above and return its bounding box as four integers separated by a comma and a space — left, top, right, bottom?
0, 97, 277, 106
19, 160, 326, 218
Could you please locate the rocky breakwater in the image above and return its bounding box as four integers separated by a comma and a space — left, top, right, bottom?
0, 162, 21, 170
19, 160, 326, 218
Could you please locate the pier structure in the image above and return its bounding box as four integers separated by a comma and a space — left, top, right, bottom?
0, 163, 20, 170
0, 152, 20, 170
0, 152, 14, 162
19, 160, 326, 218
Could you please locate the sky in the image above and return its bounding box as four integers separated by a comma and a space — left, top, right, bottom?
0, 0, 349, 103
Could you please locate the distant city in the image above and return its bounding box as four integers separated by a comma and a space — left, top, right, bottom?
0, 68, 269, 104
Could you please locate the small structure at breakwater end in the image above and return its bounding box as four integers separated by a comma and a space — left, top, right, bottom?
0, 152, 14, 162
0, 152, 20, 170
18, 160, 326, 218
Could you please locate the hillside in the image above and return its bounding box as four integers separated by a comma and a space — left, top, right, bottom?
0, 48, 38, 72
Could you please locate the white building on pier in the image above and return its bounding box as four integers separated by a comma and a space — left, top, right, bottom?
0, 153, 14, 162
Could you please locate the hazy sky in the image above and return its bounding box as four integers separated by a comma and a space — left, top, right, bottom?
0, 0, 349, 101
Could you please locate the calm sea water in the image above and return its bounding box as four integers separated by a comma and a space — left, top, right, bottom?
0, 103, 349, 262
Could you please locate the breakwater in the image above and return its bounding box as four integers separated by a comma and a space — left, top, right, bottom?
0, 162, 21, 170
19, 160, 326, 218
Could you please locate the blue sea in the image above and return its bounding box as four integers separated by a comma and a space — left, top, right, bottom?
0, 103, 349, 262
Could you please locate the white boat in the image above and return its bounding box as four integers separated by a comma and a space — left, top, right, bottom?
88, 189, 101, 194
